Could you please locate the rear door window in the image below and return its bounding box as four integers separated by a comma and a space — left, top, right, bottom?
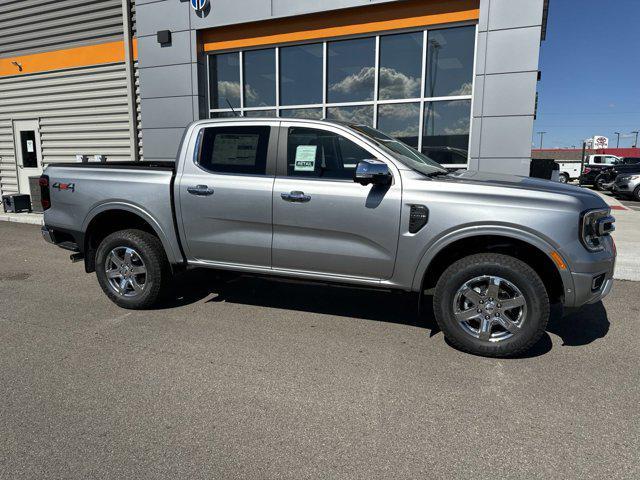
197, 126, 271, 175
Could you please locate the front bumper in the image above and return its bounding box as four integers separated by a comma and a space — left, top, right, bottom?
569, 270, 614, 306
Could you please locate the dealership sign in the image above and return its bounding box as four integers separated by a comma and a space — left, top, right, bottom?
191, 0, 208, 11
592, 136, 608, 149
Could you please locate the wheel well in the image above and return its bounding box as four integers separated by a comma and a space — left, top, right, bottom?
422, 235, 565, 303
84, 209, 157, 273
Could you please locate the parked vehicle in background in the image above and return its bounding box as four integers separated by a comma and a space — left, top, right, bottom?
581, 157, 640, 190
40, 118, 616, 358
555, 162, 581, 183
578, 155, 623, 190
596, 162, 640, 191
612, 173, 640, 201
557, 154, 622, 184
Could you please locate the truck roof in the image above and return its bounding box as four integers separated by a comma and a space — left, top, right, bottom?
192, 117, 359, 129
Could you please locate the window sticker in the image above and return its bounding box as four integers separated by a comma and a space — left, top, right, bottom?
212, 134, 260, 166
26, 140, 34, 153
294, 145, 317, 171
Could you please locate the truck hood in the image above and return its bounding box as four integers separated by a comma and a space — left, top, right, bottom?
433, 170, 608, 209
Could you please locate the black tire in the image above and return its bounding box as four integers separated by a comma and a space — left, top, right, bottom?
559, 173, 569, 184
433, 253, 549, 358
95, 229, 170, 309
593, 174, 606, 191
634, 185, 640, 202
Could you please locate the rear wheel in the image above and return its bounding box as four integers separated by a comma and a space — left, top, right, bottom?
433, 253, 549, 357
559, 173, 569, 184
95, 229, 170, 309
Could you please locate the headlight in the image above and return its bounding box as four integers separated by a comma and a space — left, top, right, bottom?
580, 209, 615, 252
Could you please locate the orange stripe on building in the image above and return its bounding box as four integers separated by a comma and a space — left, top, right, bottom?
202, 0, 479, 52
0, 39, 138, 77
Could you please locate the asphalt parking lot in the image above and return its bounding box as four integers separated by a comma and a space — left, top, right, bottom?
1, 222, 639, 480
619, 197, 640, 212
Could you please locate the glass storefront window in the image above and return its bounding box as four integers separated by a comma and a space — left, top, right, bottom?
208, 25, 475, 165
425, 26, 475, 98
280, 108, 323, 120
377, 103, 420, 148
280, 43, 323, 106
327, 37, 375, 103
244, 109, 277, 117
326, 105, 374, 126
210, 111, 240, 118
209, 52, 240, 109
243, 49, 276, 108
422, 100, 471, 164
379, 32, 423, 100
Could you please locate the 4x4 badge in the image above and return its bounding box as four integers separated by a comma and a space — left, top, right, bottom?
52, 182, 75, 192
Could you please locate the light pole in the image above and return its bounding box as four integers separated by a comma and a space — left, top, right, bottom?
537, 131, 547, 149
632, 131, 639, 148
614, 132, 621, 148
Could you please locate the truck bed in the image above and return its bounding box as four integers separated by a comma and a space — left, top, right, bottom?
49, 161, 175, 171
43, 162, 184, 265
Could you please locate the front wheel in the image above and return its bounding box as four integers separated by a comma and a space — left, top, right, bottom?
433, 253, 549, 357
95, 229, 170, 309
594, 174, 607, 191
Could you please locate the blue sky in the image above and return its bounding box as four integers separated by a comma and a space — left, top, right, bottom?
533, 0, 640, 149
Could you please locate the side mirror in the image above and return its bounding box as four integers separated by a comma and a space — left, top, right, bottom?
354, 159, 392, 186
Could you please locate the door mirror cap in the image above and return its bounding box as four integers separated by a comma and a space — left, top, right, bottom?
354, 159, 392, 186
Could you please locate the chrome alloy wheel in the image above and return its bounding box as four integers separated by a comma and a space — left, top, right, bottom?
453, 275, 527, 343
104, 247, 147, 297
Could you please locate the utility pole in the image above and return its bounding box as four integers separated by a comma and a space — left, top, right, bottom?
580, 141, 587, 180
632, 131, 639, 148
537, 131, 547, 149
614, 132, 621, 148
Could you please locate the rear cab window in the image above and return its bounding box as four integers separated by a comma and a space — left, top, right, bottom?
197, 125, 271, 175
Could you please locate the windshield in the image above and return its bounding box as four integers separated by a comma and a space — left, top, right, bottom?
347, 124, 448, 175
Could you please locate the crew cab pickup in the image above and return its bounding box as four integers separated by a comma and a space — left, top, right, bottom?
41, 119, 616, 357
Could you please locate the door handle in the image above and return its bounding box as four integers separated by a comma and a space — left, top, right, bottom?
187, 185, 214, 196
281, 191, 311, 203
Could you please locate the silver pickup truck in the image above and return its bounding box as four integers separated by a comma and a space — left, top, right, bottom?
41, 118, 616, 357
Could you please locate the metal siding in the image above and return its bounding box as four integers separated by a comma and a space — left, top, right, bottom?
0, 0, 125, 58
0, 63, 136, 196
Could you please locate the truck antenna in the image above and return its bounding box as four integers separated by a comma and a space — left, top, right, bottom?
226, 99, 239, 117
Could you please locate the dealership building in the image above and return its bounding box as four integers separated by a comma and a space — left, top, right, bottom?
0, 0, 548, 200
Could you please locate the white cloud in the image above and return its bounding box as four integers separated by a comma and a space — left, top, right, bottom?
328, 67, 375, 97
216, 81, 240, 103
378, 67, 420, 99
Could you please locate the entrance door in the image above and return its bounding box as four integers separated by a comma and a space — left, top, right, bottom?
13, 120, 43, 196
272, 124, 402, 280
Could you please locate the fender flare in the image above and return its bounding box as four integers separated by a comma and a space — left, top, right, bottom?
411, 224, 575, 304
82, 201, 180, 265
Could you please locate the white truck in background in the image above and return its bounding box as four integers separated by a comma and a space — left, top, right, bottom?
555, 154, 621, 183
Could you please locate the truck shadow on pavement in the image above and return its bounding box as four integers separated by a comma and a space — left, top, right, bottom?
161, 269, 610, 358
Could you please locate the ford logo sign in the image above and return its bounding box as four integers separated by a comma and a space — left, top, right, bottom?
191, 0, 208, 12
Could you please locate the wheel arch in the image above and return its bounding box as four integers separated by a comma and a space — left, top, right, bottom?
413, 227, 572, 304
82, 203, 179, 273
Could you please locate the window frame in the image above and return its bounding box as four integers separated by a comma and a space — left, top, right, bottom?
206, 21, 477, 169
